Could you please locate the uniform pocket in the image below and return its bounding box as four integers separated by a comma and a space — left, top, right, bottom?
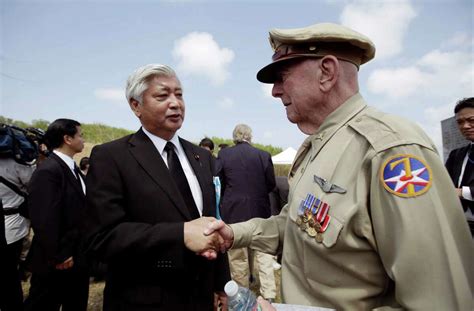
322, 215, 344, 248
302, 215, 346, 288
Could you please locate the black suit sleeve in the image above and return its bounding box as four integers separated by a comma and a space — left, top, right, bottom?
28, 165, 69, 264
264, 153, 276, 194
83, 144, 186, 267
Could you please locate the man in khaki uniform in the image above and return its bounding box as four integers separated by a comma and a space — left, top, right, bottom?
206, 22, 473, 310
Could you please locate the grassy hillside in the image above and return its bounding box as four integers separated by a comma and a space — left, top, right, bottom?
1, 116, 290, 176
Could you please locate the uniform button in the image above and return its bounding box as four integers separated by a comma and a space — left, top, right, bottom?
301, 167, 305, 173
355, 118, 362, 122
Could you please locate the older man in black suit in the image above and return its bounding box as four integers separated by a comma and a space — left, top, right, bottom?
83, 64, 229, 311
24, 118, 89, 311
445, 97, 474, 236
217, 124, 277, 302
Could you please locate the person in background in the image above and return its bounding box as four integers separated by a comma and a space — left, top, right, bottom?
0, 156, 35, 310
199, 137, 215, 154
79, 157, 90, 175
83, 64, 229, 310
269, 176, 289, 216
217, 124, 277, 303
206, 22, 473, 310
217, 143, 229, 154
445, 97, 474, 236
24, 118, 89, 311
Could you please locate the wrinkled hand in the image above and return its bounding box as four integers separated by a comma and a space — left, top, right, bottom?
195, 220, 234, 259
184, 217, 222, 258
55, 256, 74, 270
257, 296, 276, 311
202, 219, 234, 256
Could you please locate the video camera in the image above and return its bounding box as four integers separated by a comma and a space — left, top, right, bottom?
0, 124, 49, 165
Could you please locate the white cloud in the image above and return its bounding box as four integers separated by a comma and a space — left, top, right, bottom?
261, 83, 273, 98
94, 88, 124, 102
217, 97, 234, 110
368, 49, 473, 99
340, 0, 416, 60
367, 67, 427, 98
440, 33, 472, 49
173, 32, 235, 85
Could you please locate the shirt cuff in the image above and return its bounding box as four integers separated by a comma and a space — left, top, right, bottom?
462, 186, 473, 201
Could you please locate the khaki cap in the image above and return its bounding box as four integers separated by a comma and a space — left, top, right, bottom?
257, 22, 376, 83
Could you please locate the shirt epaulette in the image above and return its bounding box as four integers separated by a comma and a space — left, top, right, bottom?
348, 107, 436, 154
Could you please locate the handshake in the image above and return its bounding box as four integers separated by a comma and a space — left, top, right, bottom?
183, 217, 234, 259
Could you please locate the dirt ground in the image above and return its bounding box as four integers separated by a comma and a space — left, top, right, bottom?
22, 268, 281, 310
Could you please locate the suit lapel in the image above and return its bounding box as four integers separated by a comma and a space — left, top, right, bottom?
50, 153, 84, 197
180, 138, 213, 216
463, 145, 474, 185
128, 130, 192, 220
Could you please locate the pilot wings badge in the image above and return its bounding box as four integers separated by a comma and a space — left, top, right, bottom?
313, 175, 346, 194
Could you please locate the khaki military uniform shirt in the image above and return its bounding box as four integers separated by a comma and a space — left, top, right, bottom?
231, 94, 473, 310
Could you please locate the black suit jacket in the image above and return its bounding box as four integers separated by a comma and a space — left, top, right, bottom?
83, 129, 229, 311
269, 176, 289, 216
445, 144, 474, 212
217, 142, 276, 223
28, 152, 86, 274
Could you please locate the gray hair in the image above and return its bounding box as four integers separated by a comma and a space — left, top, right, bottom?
125, 64, 177, 104
232, 124, 252, 143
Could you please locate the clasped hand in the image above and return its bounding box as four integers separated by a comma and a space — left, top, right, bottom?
183, 217, 234, 260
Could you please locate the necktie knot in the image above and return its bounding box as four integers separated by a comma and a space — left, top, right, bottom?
165, 141, 175, 153
74, 164, 81, 178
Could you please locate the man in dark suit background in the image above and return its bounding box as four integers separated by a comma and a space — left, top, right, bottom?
445, 97, 474, 236
269, 176, 289, 216
83, 64, 229, 311
217, 124, 277, 302
24, 118, 89, 311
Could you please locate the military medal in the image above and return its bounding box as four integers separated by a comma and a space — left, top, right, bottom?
300, 221, 308, 231
320, 215, 331, 233
306, 226, 317, 237
315, 232, 324, 243
314, 221, 322, 232
296, 193, 331, 242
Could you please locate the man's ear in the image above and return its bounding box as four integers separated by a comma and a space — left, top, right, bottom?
129, 98, 141, 118
319, 56, 339, 92
63, 134, 73, 146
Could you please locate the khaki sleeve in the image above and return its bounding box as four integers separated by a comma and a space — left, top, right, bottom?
370, 144, 473, 309
230, 203, 289, 255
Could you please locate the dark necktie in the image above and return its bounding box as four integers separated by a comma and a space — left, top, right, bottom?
164, 142, 199, 219
74, 164, 84, 193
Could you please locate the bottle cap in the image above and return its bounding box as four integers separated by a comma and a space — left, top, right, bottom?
224, 280, 239, 297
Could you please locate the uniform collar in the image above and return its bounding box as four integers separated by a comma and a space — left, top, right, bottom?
310, 93, 366, 143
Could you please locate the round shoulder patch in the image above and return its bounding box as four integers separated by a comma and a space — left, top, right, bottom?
380, 154, 432, 198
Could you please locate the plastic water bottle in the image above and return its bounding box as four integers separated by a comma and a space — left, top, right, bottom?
225, 280, 261, 311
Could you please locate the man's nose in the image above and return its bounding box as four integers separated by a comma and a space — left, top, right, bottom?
168, 95, 181, 106
272, 82, 282, 98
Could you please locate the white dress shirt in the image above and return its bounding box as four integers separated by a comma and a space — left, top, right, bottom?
53, 150, 85, 194
142, 128, 203, 216
457, 143, 474, 220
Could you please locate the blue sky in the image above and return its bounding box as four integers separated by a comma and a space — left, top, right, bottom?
1, 0, 473, 154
